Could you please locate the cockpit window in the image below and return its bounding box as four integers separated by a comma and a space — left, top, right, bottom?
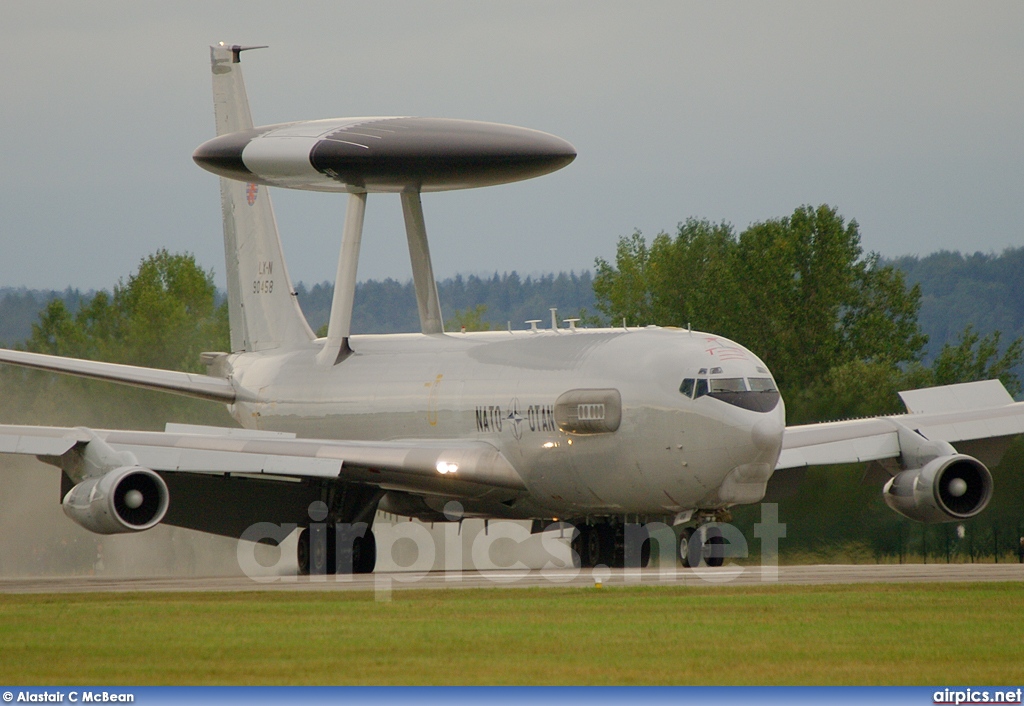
747, 377, 778, 392
682, 375, 780, 412
680, 373, 780, 411
709, 377, 747, 393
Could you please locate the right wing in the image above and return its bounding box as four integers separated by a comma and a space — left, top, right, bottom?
0, 422, 525, 539
0, 348, 236, 403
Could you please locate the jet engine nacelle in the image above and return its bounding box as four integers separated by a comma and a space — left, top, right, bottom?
883, 454, 992, 523
62, 467, 169, 534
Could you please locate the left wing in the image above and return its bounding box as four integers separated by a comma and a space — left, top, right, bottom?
774, 379, 1024, 522
778, 379, 1024, 470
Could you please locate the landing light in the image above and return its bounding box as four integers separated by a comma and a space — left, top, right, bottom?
436, 461, 458, 475
542, 441, 556, 449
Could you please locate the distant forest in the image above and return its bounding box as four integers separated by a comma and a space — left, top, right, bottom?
0, 272, 596, 346
3, 250, 1024, 363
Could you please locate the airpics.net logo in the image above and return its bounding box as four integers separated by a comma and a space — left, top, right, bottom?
934, 688, 1023, 704
234, 502, 788, 598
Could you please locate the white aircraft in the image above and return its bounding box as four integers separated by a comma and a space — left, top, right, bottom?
1, 44, 1021, 575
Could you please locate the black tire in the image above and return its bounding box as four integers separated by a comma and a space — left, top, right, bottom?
584, 525, 603, 567
353, 529, 376, 574
595, 523, 615, 566
636, 534, 651, 568
623, 523, 652, 569
704, 526, 725, 568
574, 525, 604, 568
297, 527, 311, 575
678, 527, 696, 568
570, 524, 586, 567
300, 524, 336, 575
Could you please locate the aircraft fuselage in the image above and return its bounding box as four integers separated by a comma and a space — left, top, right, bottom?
226, 326, 786, 520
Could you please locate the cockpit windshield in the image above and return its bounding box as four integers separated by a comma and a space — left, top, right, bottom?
747, 377, 778, 392
679, 374, 780, 412
709, 378, 747, 393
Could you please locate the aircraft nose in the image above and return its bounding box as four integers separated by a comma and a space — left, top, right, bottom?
751, 415, 784, 453
192, 130, 257, 180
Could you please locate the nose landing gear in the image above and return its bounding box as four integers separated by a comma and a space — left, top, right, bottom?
678, 524, 725, 568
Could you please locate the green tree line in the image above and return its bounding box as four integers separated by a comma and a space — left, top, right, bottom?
592, 205, 1022, 424
0, 250, 233, 430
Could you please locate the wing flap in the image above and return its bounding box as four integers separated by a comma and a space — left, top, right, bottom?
114, 444, 343, 478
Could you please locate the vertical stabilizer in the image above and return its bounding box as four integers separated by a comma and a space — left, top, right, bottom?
209, 44, 314, 352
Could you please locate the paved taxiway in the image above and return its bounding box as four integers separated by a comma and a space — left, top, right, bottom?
1, 563, 1021, 594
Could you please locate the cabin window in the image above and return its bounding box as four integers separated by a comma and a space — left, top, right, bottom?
679, 378, 695, 397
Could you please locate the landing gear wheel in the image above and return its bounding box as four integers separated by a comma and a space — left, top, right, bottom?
584, 526, 603, 566
595, 523, 616, 566
570, 525, 585, 567
297, 525, 337, 575
678, 527, 696, 568
297, 527, 311, 575
680, 525, 726, 568
581, 525, 605, 567
352, 529, 377, 574
572, 525, 606, 568
638, 533, 651, 568
703, 526, 725, 568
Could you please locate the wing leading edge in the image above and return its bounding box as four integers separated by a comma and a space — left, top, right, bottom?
0, 422, 526, 496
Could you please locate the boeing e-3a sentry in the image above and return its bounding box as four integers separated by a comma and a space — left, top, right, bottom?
1, 44, 1022, 575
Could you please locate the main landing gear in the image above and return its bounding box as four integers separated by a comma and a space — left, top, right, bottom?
569, 515, 728, 569
571, 522, 652, 569
297, 524, 377, 575
296, 482, 382, 575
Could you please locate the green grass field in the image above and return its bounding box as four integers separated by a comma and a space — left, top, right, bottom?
1, 582, 1022, 685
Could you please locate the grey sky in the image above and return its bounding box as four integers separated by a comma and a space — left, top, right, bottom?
2, 1, 1022, 291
